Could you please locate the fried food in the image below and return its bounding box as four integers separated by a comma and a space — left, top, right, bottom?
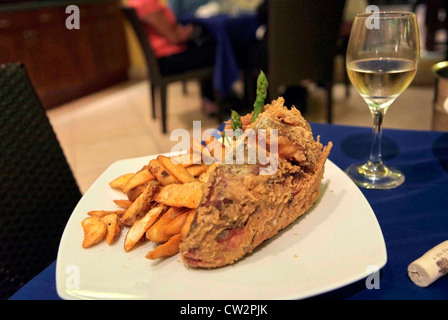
113, 199, 133, 209
146, 234, 182, 260
80, 155, 204, 259
124, 204, 164, 252
81, 96, 331, 269
185, 164, 207, 177
155, 181, 204, 208
197, 162, 217, 183
163, 210, 190, 236
126, 185, 146, 202
81, 216, 107, 248
121, 180, 160, 226
147, 159, 181, 185
146, 207, 187, 243
102, 213, 123, 245
109, 173, 134, 191
181, 209, 196, 237
157, 155, 196, 183
123, 166, 154, 193
87, 210, 125, 218
180, 98, 332, 268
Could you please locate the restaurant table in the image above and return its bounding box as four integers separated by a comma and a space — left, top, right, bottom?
9, 123, 448, 300
179, 13, 261, 97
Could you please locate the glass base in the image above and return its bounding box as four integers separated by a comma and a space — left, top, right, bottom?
345, 161, 405, 189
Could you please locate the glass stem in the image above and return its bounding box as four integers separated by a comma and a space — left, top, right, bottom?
368, 106, 386, 167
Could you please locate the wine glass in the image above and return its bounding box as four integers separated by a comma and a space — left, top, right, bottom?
345, 11, 420, 189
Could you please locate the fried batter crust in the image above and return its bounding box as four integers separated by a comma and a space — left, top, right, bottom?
179, 98, 332, 268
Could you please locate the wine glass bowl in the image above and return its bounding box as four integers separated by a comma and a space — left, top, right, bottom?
345, 11, 420, 189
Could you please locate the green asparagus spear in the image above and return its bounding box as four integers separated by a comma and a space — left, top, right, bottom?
231, 109, 242, 139
231, 109, 242, 131
251, 70, 268, 123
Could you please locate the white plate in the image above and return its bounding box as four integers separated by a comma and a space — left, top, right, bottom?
56, 154, 387, 300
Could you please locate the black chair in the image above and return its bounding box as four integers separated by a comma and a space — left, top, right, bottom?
121, 6, 214, 133
267, 0, 346, 123
0, 63, 82, 299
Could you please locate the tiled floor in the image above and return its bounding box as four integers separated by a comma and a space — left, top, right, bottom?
48, 79, 221, 193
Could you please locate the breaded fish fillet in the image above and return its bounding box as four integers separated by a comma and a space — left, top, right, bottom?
179, 98, 332, 268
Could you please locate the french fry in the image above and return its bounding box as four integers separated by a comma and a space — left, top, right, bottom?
102, 213, 123, 245
190, 138, 210, 163
127, 184, 146, 202
198, 162, 217, 183
87, 210, 125, 218
83, 154, 206, 260
145, 206, 185, 243
124, 204, 164, 252
113, 199, 133, 209
81, 216, 107, 248
121, 180, 161, 226
181, 209, 196, 237
195, 135, 215, 164
145, 234, 182, 260
109, 173, 134, 191
123, 167, 155, 193
147, 159, 181, 185
186, 164, 207, 177
155, 181, 204, 208
157, 155, 196, 183
163, 209, 190, 236
170, 152, 195, 167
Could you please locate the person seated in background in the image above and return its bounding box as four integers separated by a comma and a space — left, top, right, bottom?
128, 0, 219, 116
167, 0, 213, 17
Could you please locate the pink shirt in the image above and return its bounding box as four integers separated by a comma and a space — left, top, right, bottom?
129, 0, 186, 58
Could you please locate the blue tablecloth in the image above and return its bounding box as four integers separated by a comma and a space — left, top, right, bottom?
179, 13, 261, 97
9, 123, 448, 300
311, 123, 448, 300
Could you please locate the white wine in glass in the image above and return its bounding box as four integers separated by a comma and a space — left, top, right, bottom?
345, 12, 420, 189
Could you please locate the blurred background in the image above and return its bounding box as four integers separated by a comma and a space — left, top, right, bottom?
1, 0, 447, 193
